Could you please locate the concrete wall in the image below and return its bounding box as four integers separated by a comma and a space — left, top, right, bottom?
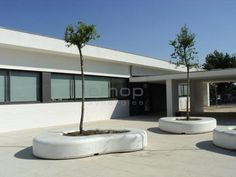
0, 100, 129, 133
0, 47, 130, 78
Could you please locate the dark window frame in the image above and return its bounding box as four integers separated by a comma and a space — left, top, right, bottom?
51, 73, 75, 102
0, 69, 129, 105
0, 69, 42, 104
50, 72, 129, 102
178, 84, 188, 97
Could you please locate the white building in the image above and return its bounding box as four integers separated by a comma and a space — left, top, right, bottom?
0, 27, 235, 132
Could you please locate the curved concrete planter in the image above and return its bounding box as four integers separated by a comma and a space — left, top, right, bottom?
33, 128, 147, 159
213, 126, 236, 150
159, 117, 217, 134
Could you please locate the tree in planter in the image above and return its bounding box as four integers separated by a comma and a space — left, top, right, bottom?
169, 25, 198, 120
65, 21, 100, 133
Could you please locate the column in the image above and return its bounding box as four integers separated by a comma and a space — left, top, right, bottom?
166, 79, 179, 116
203, 82, 210, 107
190, 81, 204, 113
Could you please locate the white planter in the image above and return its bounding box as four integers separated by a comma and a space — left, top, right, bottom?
159, 117, 217, 134
213, 126, 236, 150
33, 128, 147, 159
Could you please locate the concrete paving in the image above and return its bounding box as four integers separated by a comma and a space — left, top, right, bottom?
205, 104, 236, 112
0, 116, 236, 177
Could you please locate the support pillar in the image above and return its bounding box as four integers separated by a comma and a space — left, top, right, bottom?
203, 82, 210, 107
190, 81, 204, 113
166, 79, 179, 116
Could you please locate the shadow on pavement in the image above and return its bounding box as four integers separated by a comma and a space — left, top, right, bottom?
15, 146, 41, 160
147, 127, 175, 135
112, 116, 160, 122
196, 140, 236, 157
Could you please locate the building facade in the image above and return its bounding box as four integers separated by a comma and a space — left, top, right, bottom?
0, 27, 185, 132
2, 27, 235, 133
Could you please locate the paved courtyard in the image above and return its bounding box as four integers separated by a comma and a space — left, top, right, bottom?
205, 104, 236, 112
0, 116, 235, 177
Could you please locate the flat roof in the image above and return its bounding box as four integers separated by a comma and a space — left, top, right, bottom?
130, 68, 236, 83
0, 27, 186, 72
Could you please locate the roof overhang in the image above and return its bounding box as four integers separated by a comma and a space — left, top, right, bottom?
0, 27, 186, 73
130, 68, 236, 83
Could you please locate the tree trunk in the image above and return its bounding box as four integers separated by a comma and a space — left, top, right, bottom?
186, 66, 190, 120
78, 47, 84, 133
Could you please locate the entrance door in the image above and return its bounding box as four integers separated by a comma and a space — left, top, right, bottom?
129, 83, 167, 116
129, 83, 149, 115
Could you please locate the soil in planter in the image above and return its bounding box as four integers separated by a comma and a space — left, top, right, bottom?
63, 129, 129, 136
176, 118, 202, 121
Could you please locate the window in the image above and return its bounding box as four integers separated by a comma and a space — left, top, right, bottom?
75, 76, 110, 99
51, 74, 74, 100
111, 78, 129, 99
75, 76, 82, 99
0, 71, 6, 102
10, 71, 41, 102
51, 73, 128, 101
85, 76, 110, 98
0, 70, 41, 103
178, 84, 188, 97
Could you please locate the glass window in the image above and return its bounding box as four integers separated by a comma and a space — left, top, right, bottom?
52, 74, 127, 100
51, 74, 74, 100
84, 76, 110, 98
0, 71, 6, 102
75, 76, 82, 98
178, 84, 188, 97
10, 71, 40, 102
111, 78, 128, 99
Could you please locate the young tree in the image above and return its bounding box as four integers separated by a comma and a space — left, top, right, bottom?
169, 25, 198, 120
65, 21, 100, 133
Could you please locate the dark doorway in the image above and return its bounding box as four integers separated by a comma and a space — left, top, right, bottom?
130, 83, 166, 116
149, 84, 167, 114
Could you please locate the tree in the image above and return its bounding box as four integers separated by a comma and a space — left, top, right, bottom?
203, 50, 236, 70
169, 25, 198, 120
203, 50, 236, 105
65, 21, 100, 133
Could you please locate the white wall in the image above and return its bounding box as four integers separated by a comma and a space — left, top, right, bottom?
0, 100, 129, 133
0, 47, 130, 78
0, 47, 176, 78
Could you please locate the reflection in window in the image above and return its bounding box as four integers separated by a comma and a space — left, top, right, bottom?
51, 74, 74, 100
178, 84, 188, 97
0, 71, 6, 102
111, 78, 128, 99
75, 76, 110, 98
10, 71, 40, 102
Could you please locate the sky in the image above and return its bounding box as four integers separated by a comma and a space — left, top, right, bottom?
0, 0, 235, 64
